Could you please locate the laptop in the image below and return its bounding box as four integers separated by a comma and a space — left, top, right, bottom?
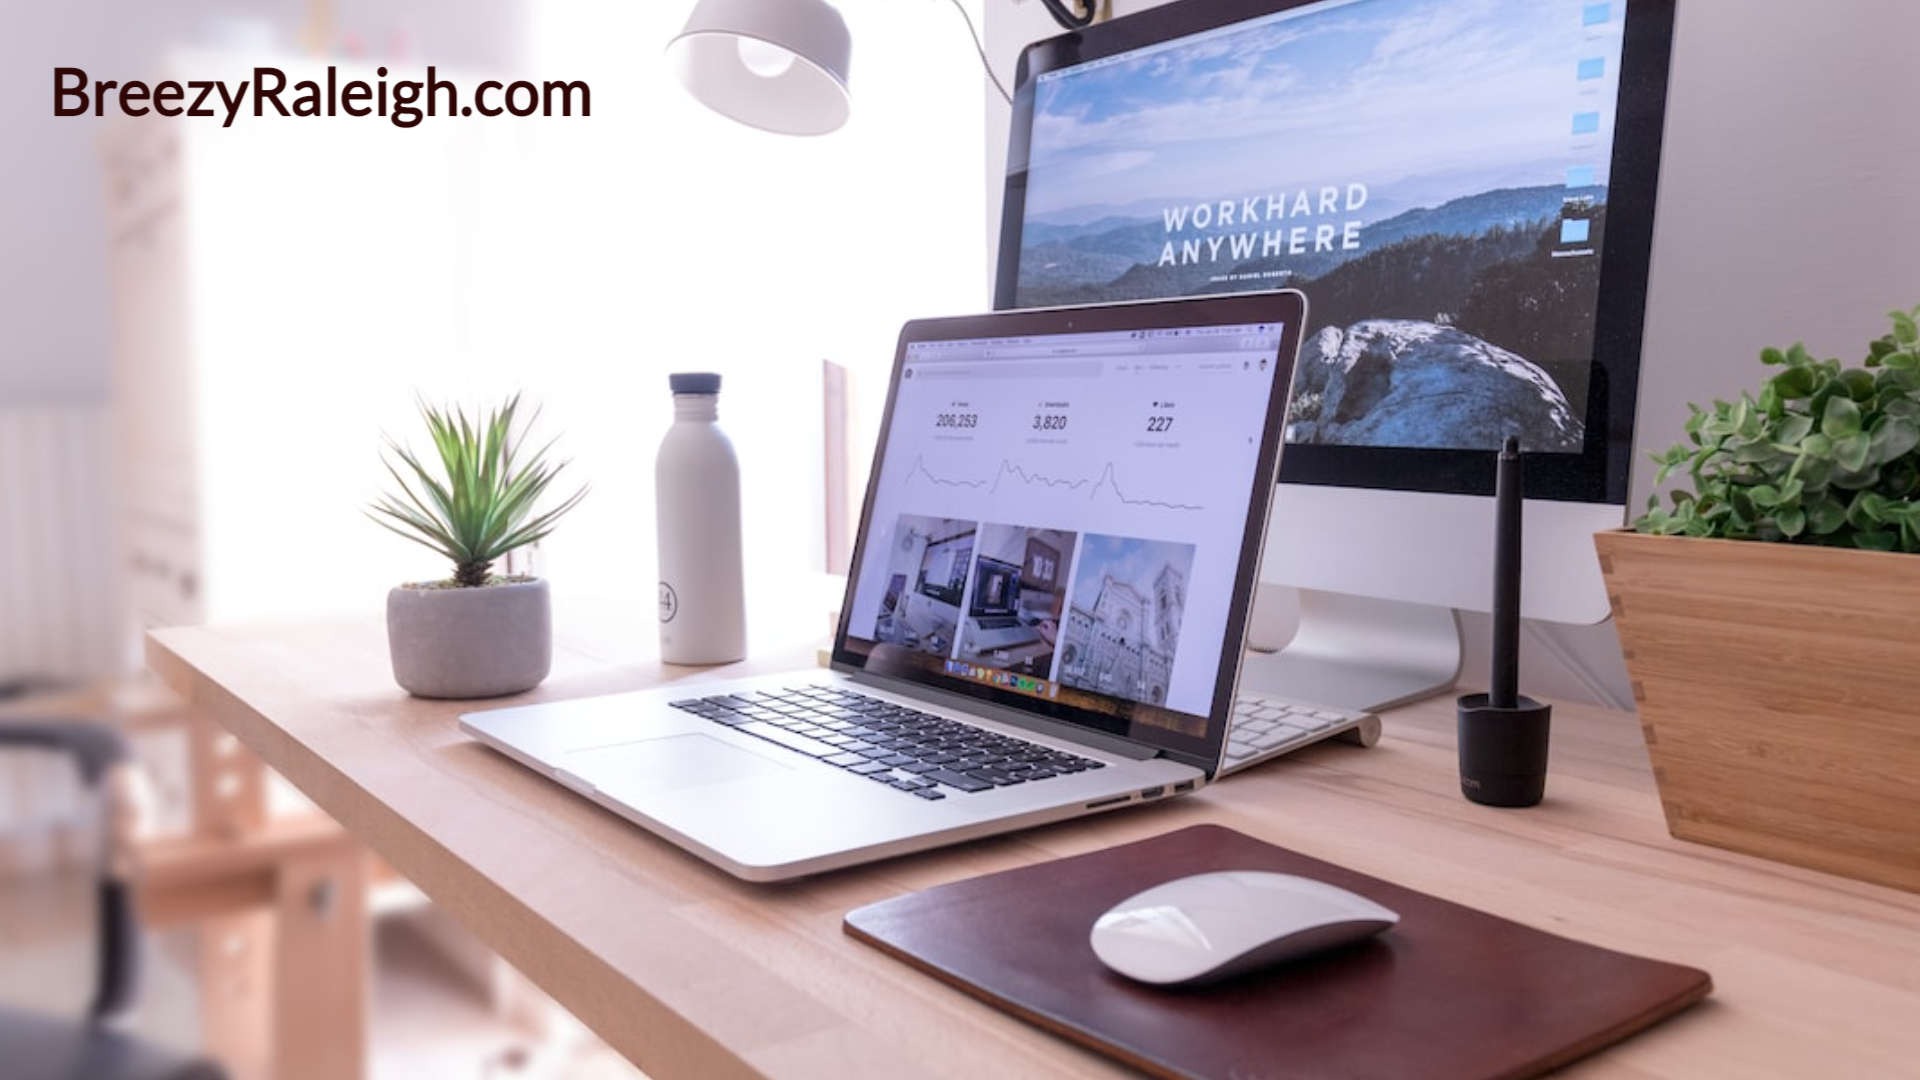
462, 291, 1350, 882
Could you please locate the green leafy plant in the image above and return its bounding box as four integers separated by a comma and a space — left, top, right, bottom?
370, 395, 588, 587
1636, 305, 1920, 552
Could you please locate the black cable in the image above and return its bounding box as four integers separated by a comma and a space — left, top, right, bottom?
947, 0, 1013, 103
1040, 0, 1098, 29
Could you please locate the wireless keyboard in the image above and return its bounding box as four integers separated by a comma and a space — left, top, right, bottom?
1217, 695, 1380, 775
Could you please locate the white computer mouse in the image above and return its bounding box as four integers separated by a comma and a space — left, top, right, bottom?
1089, 871, 1399, 987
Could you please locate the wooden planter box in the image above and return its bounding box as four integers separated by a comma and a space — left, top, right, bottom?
1595, 529, 1920, 893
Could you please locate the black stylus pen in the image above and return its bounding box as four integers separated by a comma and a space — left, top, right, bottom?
1490, 436, 1522, 711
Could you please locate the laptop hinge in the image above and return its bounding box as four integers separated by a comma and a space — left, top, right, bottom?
842, 669, 1160, 762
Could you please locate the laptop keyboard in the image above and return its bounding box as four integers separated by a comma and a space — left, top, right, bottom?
670, 687, 1104, 800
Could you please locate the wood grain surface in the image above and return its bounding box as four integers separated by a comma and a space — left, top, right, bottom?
1598, 529, 1920, 892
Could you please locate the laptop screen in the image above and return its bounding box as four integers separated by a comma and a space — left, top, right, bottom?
835, 297, 1299, 767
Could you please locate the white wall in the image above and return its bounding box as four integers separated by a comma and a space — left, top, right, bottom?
131, 1, 988, 640
8, 1, 986, 667
983, 0, 1920, 706
0, 0, 527, 406
0, 0, 527, 687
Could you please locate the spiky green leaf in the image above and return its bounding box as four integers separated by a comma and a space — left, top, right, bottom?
370, 395, 588, 584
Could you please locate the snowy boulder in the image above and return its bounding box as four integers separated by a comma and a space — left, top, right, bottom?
1286, 320, 1582, 451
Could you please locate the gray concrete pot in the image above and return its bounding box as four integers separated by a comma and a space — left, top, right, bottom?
386, 577, 552, 699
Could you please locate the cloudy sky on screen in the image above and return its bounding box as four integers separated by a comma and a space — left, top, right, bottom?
1024, 0, 1624, 220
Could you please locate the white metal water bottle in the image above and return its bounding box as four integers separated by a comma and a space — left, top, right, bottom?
656, 372, 746, 664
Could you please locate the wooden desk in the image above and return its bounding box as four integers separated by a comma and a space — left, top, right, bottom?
148, 619, 1920, 1079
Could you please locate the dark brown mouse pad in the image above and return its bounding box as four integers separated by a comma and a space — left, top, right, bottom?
843, 825, 1710, 1080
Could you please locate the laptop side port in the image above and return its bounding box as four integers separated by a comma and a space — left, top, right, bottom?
1139, 786, 1166, 799
1173, 780, 1195, 793
1084, 795, 1131, 810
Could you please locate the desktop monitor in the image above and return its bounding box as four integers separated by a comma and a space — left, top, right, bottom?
970, 557, 1022, 617
996, 0, 1676, 709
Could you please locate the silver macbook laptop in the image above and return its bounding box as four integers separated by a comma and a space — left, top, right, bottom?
462, 292, 1313, 881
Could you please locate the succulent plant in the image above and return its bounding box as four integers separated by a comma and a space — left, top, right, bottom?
370, 395, 587, 586
1636, 305, 1920, 552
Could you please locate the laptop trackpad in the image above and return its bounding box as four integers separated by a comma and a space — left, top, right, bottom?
563, 733, 792, 793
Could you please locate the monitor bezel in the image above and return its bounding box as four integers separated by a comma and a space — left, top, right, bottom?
993, 0, 1677, 505
830, 291, 1307, 774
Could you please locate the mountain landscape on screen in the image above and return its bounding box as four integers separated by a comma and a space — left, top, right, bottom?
1013, 0, 1624, 452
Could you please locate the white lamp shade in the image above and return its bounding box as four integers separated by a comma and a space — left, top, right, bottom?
667, 0, 853, 136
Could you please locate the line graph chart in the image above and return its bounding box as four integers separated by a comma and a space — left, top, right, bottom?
902, 455, 1205, 512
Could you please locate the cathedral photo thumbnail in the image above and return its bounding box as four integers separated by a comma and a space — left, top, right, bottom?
1057, 534, 1194, 708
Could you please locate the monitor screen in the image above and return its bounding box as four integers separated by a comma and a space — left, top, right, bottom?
999, 0, 1673, 497
969, 557, 1021, 617
837, 310, 1294, 760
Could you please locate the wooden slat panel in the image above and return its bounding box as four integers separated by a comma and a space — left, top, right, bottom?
0, 405, 119, 685
1597, 529, 1920, 893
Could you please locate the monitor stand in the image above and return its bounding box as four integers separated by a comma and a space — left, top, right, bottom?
1237, 589, 1462, 714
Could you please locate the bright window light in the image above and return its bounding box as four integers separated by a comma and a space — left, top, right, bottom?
174, 4, 987, 647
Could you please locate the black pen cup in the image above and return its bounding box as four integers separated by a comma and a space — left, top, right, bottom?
1456, 693, 1552, 807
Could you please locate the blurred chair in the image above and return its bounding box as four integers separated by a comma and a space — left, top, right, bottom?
0, 720, 226, 1080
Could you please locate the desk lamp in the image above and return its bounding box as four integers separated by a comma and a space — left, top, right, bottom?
668, 0, 1099, 135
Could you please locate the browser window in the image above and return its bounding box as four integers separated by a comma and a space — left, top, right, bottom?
842, 323, 1286, 738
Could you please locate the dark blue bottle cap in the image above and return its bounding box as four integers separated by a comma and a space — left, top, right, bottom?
669, 372, 722, 395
